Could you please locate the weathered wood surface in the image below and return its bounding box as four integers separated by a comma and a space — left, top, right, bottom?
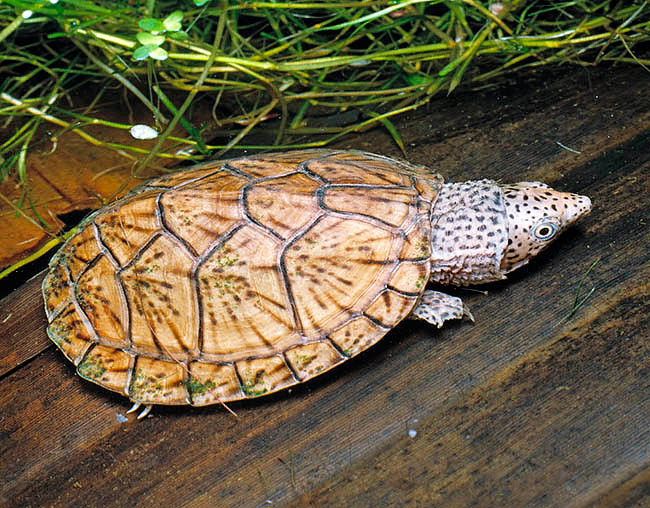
1, 65, 649, 508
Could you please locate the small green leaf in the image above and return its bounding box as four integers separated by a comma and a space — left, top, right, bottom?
136, 32, 165, 46
133, 45, 155, 60
139, 17, 164, 33
163, 10, 183, 32
168, 31, 189, 41
194, 0, 209, 6
404, 73, 432, 86
148, 46, 168, 60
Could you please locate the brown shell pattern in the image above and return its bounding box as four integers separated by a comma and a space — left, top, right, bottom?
42, 150, 443, 406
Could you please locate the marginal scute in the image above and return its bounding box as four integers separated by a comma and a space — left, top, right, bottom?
285, 216, 394, 336
198, 225, 296, 361
236, 356, 295, 398
96, 191, 161, 266
145, 161, 222, 188
364, 289, 417, 327
257, 149, 333, 160
76, 255, 127, 345
246, 173, 321, 238
122, 235, 197, 356
327, 316, 386, 358
388, 261, 430, 295
129, 356, 188, 404
322, 186, 414, 227
285, 341, 344, 380
320, 151, 421, 179
78, 344, 131, 394
188, 362, 243, 406
161, 172, 246, 255
47, 303, 93, 364
64, 225, 101, 281
43, 258, 71, 318
414, 176, 443, 202
306, 159, 408, 186
228, 151, 321, 178
399, 219, 432, 260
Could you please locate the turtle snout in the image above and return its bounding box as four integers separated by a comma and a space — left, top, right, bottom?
563, 193, 592, 223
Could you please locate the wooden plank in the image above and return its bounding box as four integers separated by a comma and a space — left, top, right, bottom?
0, 273, 50, 376
0, 65, 649, 508
289, 231, 650, 506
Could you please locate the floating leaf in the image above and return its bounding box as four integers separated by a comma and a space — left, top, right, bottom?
130, 124, 159, 140
136, 32, 165, 46
163, 11, 183, 32
138, 17, 164, 33
148, 47, 169, 61
133, 45, 156, 61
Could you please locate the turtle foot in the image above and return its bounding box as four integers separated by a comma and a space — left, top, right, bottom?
410, 290, 474, 328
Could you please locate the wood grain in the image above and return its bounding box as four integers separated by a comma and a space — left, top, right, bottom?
0, 274, 50, 377
1, 65, 649, 508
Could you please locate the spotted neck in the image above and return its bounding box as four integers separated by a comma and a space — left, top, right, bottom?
428, 180, 508, 286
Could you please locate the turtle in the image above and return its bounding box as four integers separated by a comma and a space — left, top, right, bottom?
42, 149, 591, 417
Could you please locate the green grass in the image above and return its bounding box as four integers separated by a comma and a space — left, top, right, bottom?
2, 1, 649, 176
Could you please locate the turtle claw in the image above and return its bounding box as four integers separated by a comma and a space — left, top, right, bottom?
137, 405, 152, 419
463, 305, 475, 323
127, 402, 153, 419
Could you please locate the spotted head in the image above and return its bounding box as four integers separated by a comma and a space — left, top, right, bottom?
428, 179, 591, 287
499, 182, 591, 273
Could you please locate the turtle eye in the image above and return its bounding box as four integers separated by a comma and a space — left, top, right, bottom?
532, 221, 558, 240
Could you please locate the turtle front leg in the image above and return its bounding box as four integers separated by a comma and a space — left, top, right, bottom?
410, 290, 474, 328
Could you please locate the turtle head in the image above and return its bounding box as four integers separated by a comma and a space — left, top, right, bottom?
428, 179, 591, 286
499, 182, 591, 273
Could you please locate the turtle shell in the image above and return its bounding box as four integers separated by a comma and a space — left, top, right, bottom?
42, 150, 443, 406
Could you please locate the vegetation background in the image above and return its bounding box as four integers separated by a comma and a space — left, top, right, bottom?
1, 0, 648, 277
